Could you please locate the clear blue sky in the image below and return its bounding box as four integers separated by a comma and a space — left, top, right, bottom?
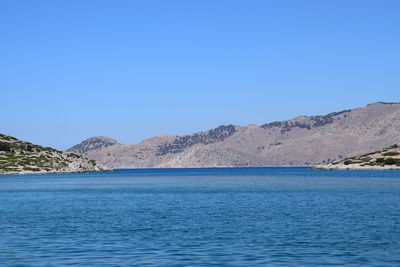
1, 0, 399, 150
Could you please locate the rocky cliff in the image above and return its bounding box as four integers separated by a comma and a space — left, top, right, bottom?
68, 102, 400, 169
0, 134, 108, 175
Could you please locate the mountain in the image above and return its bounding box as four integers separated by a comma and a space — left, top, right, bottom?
68, 102, 400, 169
315, 144, 400, 170
0, 134, 108, 175
67, 136, 118, 156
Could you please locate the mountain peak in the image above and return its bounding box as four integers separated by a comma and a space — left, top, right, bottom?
67, 136, 119, 155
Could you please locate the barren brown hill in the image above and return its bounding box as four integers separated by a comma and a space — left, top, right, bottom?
68, 102, 400, 169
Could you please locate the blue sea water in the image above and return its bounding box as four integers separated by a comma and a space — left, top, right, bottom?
1, 167, 400, 266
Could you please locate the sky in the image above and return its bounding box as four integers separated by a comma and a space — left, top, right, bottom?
1, 0, 399, 150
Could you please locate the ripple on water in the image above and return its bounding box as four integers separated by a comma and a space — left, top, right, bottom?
0, 168, 400, 266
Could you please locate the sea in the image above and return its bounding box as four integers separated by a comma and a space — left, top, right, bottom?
0, 167, 399, 266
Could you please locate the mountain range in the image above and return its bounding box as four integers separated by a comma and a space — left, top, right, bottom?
67, 102, 400, 169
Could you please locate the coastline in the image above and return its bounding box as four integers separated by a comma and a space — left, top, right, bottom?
0, 169, 114, 176
313, 164, 400, 170
4, 164, 400, 175
1, 166, 310, 175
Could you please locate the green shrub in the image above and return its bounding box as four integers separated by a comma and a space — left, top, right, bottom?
23, 167, 40, 172
343, 160, 353, 165
384, 158, 400, 165
376, 158, 385, 164
0, 142, 12, 152
382, 151, 400, 156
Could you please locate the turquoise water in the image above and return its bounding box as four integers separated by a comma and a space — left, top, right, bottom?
1, 167, 400, 266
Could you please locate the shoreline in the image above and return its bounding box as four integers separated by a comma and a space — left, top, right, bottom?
313, 165, 400, 170
0, 166, 311, 175
3, 165, 400, 175
0, 169, 114, 176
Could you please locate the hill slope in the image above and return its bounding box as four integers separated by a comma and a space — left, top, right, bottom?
0, 134, 108, 175
315, 144, 400, 170
68, 102, 400, 169
67, 136, 118, 156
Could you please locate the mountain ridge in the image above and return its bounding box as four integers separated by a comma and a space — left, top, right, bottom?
67, 136, 119, 156
68, 102, 400, 169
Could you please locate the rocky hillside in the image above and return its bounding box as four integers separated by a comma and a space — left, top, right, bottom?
68, 102, 400, 169
0, 134, 108, 175
67, 136, 118, 156
315, 144, 400, 170
156, 125, 237, 155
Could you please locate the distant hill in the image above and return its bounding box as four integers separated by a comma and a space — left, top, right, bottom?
0, 134, 108, 175
68, 102, 400, 169
67, 136, 118, 156
315, 144, 400, 170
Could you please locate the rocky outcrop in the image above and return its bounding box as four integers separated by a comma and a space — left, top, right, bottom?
0, 134, 109, 175
68, 102, 400, 169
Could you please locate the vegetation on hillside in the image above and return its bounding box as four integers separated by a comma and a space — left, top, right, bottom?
331, 144, 400, 168
67, 136, 118, 155
0, 133, 101, 174
156, 125, 237, 156
261, 109, 351, 133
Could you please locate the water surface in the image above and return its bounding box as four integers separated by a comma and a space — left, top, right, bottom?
1, 167, 400, 266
